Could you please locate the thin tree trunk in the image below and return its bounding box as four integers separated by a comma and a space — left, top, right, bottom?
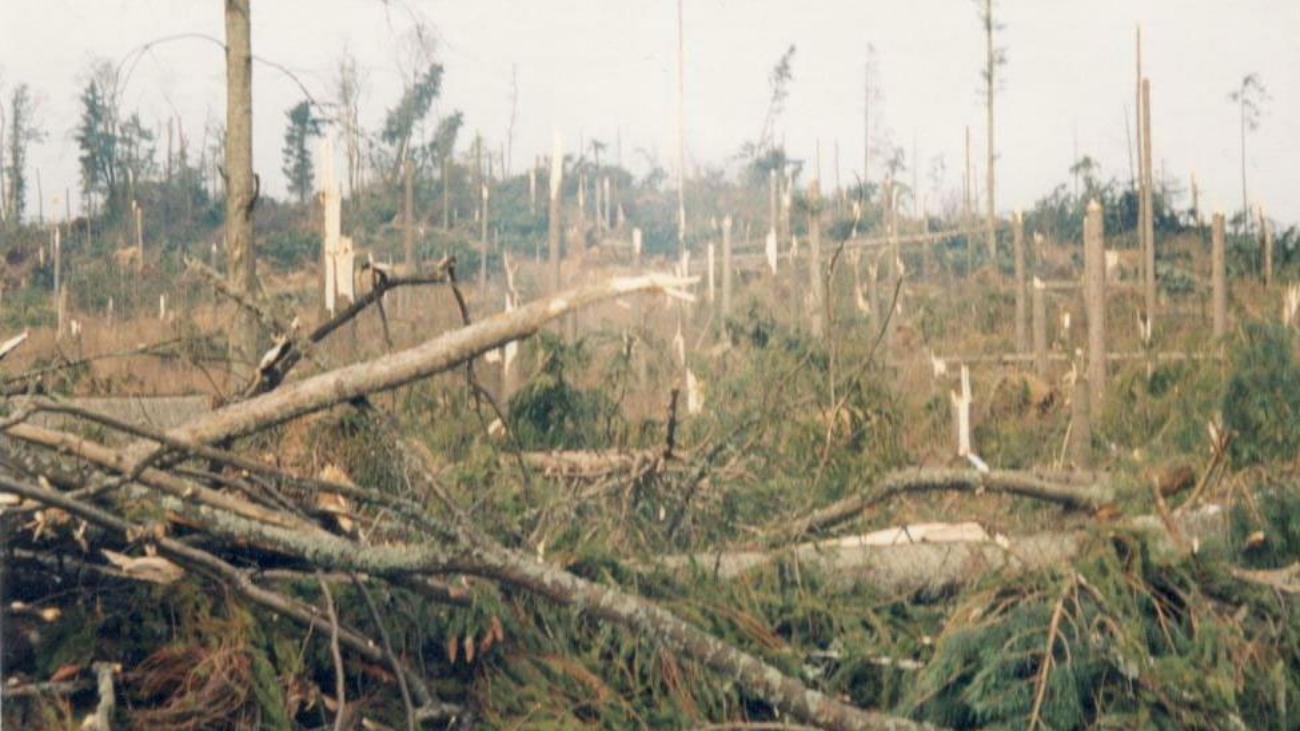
548, 134, 563, 295
1084, 200, 1106, 417
1141, 80, 1156, 337
403, 158, 415, 273
1212, 212, 1226, 342
809, 177, 823, 335
984, 0, 996, 265
224, 0, 258, 382
1240, 101, 1249, 236
1013, 212, 1027, 353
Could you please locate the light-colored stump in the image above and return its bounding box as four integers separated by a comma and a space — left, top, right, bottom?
1032, 276, 1048, 379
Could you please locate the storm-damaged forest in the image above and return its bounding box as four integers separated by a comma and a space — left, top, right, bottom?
1, 2, 1299, 730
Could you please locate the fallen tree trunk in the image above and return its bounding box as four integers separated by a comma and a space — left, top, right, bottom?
141, 273, 694, 451
663, 506, 1231, 598
778, 468, 1114, 544
521, 448, 667, 478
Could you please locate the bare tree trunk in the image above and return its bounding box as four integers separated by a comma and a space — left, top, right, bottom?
442, 154, 451, 231
1262, 207, 1273, 287
403, 158, 415, 273
480, 182, 489, 296
983, 0, 997, 266
224, 0, 258, 382
548, 133, 563, 295
808, 177, 823, 335
1070, 377, 1092, 469
1032, 276, 1048, 379
1135, 24, 1143, 204
964, 126, 973, 270
1013, 211, 1027, 353
1141, 79, 1156, 337
674, 0, 687, 259
1240, 100, 1249, 237
1084, 200, 1106, 418
721, 214, 733, 319
1212, 212, 1226, 342
863, 60, 870, 185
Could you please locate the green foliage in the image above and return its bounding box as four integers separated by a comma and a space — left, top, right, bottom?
911, 532, 1300, 731
262, 225, 320, 270
381, 62, 444, 170
281, 100, 322, 204
507, 334, 622, 450
1231, 481, 1300, 569
6, 83, 44, 223
1103, 360, 1222, 457
1223, 323, 1300, 466
76, 77, 118, 205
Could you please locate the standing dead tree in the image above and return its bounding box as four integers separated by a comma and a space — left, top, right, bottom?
224, 0, 258, 382
976, 0, 1005, 265
1084, 200, 1106, 417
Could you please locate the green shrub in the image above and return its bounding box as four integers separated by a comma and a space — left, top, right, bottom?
507, 334, 620, 450
1223, 323, 1300, 466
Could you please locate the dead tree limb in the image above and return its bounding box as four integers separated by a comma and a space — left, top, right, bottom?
4, 397, 457, 538
660, 506, 1230, 598
778, 468, 1114, 544
2, 421, 316, 532
145, 274, 697, 450
249, 256, 456, 396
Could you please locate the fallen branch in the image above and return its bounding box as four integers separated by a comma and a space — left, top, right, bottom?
144, 273, 697, 451
660, 507, 1231, 598
247, 256, 455, 396
778, 468, 1114, 544
1232, 562, 1300, 594
521, 448, 667, 479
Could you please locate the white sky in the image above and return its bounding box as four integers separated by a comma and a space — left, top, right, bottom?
1, 0, 1297, 225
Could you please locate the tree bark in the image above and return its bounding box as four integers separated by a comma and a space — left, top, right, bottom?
224, 0, 258, 382
776, 468, 1112, 544
1013, 212, 1027, 353
1212, 213, 1227, 341
661, 505, 1227, 598
403, 157, 415, 273
1141, 79, 1156, 337
1084, 200, 1106, 417
983, 0, 997, 265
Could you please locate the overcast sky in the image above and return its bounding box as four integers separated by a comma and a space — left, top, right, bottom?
1, 0, 1297, 225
